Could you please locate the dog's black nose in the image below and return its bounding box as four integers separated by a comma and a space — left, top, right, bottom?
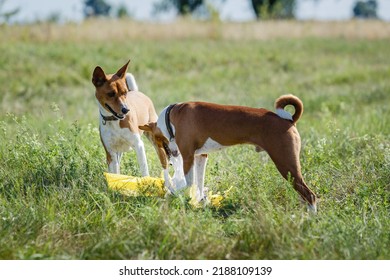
121, 107, 130, 114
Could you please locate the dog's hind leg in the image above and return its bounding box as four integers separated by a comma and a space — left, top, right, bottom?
265, 132, 317, 212
269, 151, 316, 212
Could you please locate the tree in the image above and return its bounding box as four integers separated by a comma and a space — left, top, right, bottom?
251, 0, 295, 19
353, 0, 377, 19
0, 0, 20, 24
251, 0, 275, 19
155, 0, 204, 16
117, 4, 130, 19
84, 0, 111, 18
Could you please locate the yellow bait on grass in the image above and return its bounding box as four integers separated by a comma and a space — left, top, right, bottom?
104, 172, 165, 197
104, 172, 228, 208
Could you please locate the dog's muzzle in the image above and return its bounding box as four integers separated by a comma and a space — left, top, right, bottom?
163, 142, 179, 159
163, 142, 172, 159
105, 103, 128, 120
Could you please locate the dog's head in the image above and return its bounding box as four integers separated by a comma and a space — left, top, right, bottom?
139, 122, 170, 169
92, 60, 131, 120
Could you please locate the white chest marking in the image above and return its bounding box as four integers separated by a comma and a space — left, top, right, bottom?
100, 119, 139, 153
195, 138, 226, 155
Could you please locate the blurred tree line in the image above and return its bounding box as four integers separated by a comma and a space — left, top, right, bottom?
0, 0, 380, 24
83, 0, 296, 19
83, 0, 378, 20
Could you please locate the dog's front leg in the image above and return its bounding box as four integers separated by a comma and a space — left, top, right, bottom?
194, 154, 208, 202
184, 164, 195, 192
171, 154, 187, 190
133, 134, 149, 177
182, 154, 200, 201
108, 152, 122, 174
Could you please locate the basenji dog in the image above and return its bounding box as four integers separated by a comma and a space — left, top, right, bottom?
139, 95, 317, 212
92, 60, 158, 176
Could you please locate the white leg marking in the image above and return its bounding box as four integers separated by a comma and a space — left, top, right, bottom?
184, 164, 195, 195
194, 155, 208, 202
133, 135, 149, 176
108, 152, 122, 174
171, 154, 187, 191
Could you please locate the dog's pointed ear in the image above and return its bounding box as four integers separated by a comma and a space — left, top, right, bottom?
115, 59, 130, 79
92, 66, 107, 87
139, 123, 153, 132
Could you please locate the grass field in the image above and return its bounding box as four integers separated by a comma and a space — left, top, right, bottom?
0, 20, 389, 260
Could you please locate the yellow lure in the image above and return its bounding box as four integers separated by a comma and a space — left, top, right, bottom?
104, 172, 165, 197
104, 172, 228, 208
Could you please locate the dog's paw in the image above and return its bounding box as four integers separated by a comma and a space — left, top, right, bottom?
195, 188, 210, 204
307, 203, 317, 214
165, 184, 189, 198
200, 195, 210, 205
165, 184, 176, 196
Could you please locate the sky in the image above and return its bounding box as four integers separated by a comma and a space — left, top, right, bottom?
2, 0, 390, 23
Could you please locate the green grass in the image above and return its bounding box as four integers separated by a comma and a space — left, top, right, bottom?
0, 21, 389, 260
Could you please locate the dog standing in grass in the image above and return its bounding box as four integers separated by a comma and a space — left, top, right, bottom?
92, 60, 157, 175
140, 95, 317, 212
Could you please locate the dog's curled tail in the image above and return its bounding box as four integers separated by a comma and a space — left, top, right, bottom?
275, 94, 303, 125
125, 73, 139, 92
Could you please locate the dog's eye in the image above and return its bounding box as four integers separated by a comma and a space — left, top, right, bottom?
107, 91, 115, 98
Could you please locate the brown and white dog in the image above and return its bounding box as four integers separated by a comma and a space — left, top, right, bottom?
92, 60, 157, 175
139, 95, 317, 212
